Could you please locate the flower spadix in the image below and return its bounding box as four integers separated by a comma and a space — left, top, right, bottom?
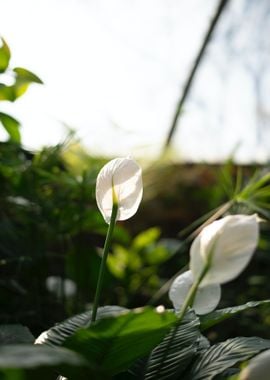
190, 214, 259, 287
169, 270, 221, 315
96, 157, 143, 223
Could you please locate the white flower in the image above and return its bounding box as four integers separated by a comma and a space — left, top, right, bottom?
190, 214, 259, 286
169, 270, 221, 315
239, 349, 270, 380
96, 157, 143, 223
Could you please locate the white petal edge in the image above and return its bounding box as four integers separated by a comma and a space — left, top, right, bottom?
169, 270, 221, 315
190, 214, 259, 286
96, 157, 143, 223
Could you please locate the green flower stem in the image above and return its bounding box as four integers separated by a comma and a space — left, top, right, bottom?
177, 263, 210, 324
91, 202, 118, 323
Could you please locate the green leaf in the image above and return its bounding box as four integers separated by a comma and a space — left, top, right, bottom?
0, 38, 11, 73
0, 68, 43, 103
133, 228, 160, 251
0, 112, 21, 143
0, 84, 14, 101
63, 307, 177, 376
143, 310, 202, 380
0, 344, 90, 380
35, 305, 126, 347
200, 300, 270, 331
186, 337, 270, 380
107, 245, 129, 279
0, 325, 34, 345
12, 67, 43, 99
13, 67, 43, 84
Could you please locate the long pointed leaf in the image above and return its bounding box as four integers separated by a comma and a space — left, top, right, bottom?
35, 306, 126, 347
143, 311, 201, 380
186, 337, 270, 380
200, 300, 270, 331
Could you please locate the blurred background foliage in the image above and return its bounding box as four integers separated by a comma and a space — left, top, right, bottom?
1, 137, 270, 342
1, 38, 270, 346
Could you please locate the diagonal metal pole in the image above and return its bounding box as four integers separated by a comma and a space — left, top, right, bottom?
163, 0, 230, 152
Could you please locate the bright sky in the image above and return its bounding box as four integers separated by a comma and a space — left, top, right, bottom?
0, 0, 269, 162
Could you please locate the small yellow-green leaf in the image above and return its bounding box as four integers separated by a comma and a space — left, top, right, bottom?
133, 228, 160, 251
107, 246, 129, 279
0, 38, 11, 73
13, 67, 43, 84
0, 84, 15, 101
9, 67, 43, 99
0, 112, 21, 143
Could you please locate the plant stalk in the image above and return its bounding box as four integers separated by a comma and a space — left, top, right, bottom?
91, 202, 118, 323
163, 0, 230, 152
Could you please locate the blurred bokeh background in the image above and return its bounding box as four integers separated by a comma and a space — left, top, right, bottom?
1, 0, 270, 343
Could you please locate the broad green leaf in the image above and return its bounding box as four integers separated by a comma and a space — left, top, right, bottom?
200, 300, 270, 331
0, 344, 90, 380
0, 325, 34, 345
0, 38, 10, 73
143, 310, 201, 380
186, 337, 270, 380
35, 305, 126, 347
0, 112, 21, 143
63, 307, 178, 376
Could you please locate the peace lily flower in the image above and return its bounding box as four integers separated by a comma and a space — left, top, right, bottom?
96, 157, 143, 223
239, 349, 270, 380
190, 214, 259, 287
169, 270, 221, 315
92, 157, 142, 323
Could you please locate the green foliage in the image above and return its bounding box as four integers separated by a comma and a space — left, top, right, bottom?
186, 337, 270, 380
0, 38, 10, 73
9, 303, 269, 380
200, 300, 270, 331
63, 307, 177, 376
36, 306, 126, 347
107, 227, 175, 304
0, 38, 42, 142
0, 113, 20, 143
143, 310, 202, 380
0, 141, 109, 331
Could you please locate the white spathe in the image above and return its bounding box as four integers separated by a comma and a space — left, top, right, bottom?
239, 349, 270, 380
169, 270, 221, 315
96, 157, 143, 223
190, 214, 259, 286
